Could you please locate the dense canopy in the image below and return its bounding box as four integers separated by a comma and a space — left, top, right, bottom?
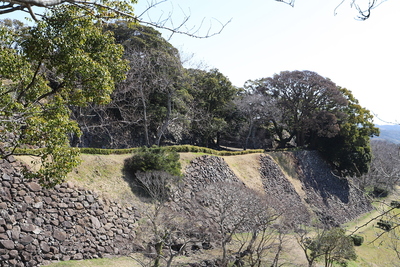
0, 8, 128, 186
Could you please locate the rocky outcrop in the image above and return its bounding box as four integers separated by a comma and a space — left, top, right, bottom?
183, 153, 372, 227
0, 158, 138, 267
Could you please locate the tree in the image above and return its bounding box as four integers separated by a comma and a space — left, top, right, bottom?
0, 0, 229, 38
128, 153, 206, 267
195, 182, 277, 266
296, 227, 357, 267
186, 68, 238, 148
253, 70, 348, 148
233, 202, 284, 267
233, 91, 277, 150
0, 0, 136, 20
316, 87, 379, 177
359, 140, 400, 194
0, 8, 128, 186
132, 170, 204, 267
73, 22, 187, 148
1, 0, 387, 22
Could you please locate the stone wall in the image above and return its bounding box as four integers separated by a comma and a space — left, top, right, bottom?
259, 154, 311, 226
0, 152, 374, 266
0, 158, 138, 267
260, 151, 373, 227
294, 150, 373, 226
184, 155, 241, 193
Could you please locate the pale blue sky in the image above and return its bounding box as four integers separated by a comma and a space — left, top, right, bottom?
3, 0, 400, 124
136, 0, 400, 124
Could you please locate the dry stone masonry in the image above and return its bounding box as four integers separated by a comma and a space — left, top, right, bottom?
260, 151, 373, 227
294, 150, 372, 226
0, 151, 374, 266
0, 157, 138, 267
259, 154, 311, 226
184, 155, 241, 192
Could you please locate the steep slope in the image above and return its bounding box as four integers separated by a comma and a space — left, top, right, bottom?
259, 154, 311, 226
294, 151, 372, 225
181, 151, 372, 227
263, 151, 373, 226
5, 150, 374, 266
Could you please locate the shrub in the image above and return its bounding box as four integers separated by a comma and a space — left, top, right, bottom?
351, 235, 364, 246
79, 147, 138, 155
390, 200, 400, 208
135, 170, 179, 201
373, 187, 389, 198
124, 146, 182, 177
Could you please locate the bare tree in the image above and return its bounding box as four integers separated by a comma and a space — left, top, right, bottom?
234, 212, 285, 267
360, 140, 400, 195
195, 182, 278, 266
234, 91, 279, 150
73, 23, 188, 148
133, 171, 204, 267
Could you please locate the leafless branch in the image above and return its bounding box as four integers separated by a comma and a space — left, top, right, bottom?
0, 0, 230, 39
278, 0, 388, 20
347, 205, 396, 237
275, 0, 295, 7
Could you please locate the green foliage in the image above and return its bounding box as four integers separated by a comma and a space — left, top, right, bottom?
164, 145, 263, 156
79, 147, 139, 155
390, 200, 400, 208
0, 8, 128, 187
186, 68, 239, 147
249, 70, 348, 148
377, 220, 392, 231
124, 146, 182, 177
317, 88, 379, 177
17, 145, 263, 156
308, 228, 357, 267
351, 235, 364, 246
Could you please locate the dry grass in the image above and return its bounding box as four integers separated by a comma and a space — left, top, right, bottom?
18, 152, 400, 267
222, 153, 265, 195
64, 154, 141, 206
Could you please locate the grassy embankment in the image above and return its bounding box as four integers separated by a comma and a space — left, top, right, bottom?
16, 150, 399, 267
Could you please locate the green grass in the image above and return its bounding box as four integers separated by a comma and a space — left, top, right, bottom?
343, 204, 400, 266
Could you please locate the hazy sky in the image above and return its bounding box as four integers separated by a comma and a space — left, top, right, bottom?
136, 0, 400, 125
3, 0, 400, 124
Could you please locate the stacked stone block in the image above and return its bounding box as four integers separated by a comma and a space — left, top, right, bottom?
0, 158, 138, 267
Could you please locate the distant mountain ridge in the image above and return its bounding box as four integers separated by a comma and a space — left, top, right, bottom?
373, 124, 400, 144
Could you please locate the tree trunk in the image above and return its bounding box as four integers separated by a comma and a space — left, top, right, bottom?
246, 230, 257, 254
245, 121, 254, 150
153, 241, 163, 267
156, 91, 172, 146
140, 86, 150, 147
271, 235, 283, 267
